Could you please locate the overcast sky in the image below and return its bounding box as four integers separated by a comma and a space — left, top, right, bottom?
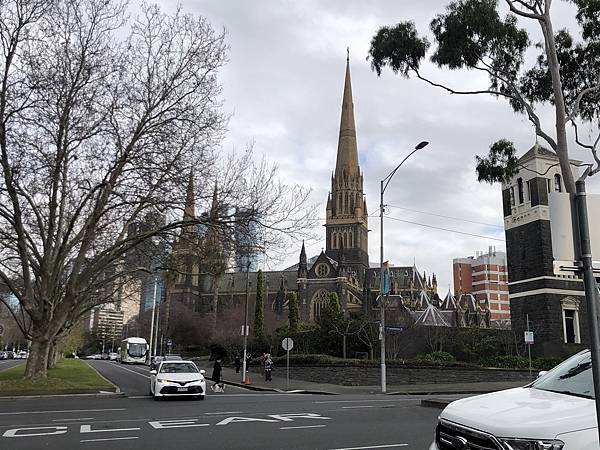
155, 0, 599, 294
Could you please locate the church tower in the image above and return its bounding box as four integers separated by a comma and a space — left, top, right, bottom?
325, 54, 369, 277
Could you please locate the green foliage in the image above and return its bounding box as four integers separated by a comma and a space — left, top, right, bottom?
414, 351, 456, 363
453, 328, 500, 363
287, 292, 300, 333
475, 139, 520, 184
479, 355, 530, 369
253, 270, 265, 340
369, 21, 430, 76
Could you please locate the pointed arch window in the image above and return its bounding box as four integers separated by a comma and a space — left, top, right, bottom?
311, 289, 330, 320
554, 174, 562, 192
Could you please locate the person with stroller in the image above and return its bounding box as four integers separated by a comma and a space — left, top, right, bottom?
211, 358, 225, 392
264, 354, 273, 382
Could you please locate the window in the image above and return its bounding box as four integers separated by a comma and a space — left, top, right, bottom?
561, 297, 581, 344
554, 174, 562, 192
526, 179, 533, 201
547, 178, 552, 193
517, 178, 524, 204
509, 187, 515, 206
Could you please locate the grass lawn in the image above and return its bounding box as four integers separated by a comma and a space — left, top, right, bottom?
0, 358, 114, 394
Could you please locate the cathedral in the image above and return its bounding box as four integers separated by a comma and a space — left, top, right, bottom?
161, 56, 489, 344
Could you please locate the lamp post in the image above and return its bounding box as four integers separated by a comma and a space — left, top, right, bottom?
379, 140, 429, 393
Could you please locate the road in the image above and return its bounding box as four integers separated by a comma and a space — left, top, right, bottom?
0, 360, 446, 449
0, 359, 24, 372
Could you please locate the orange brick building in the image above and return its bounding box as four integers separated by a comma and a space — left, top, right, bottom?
453, 248, 510, 322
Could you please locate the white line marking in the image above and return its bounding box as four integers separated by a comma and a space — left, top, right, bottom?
314, 399, 421, 404
101, 363, 149, 379
52, 418, 95, 422
341, 406, 375, 409
81, 437, 139, 443
0, 409, 126, 416
204, 411, 243, 415
280, 425, 327, 430
328, 445, 408, 450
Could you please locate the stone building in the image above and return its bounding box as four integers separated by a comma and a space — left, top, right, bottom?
162, 56, 481, 347
502, 144, 599, 357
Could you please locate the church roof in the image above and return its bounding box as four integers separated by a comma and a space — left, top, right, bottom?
335, 53, 360, 179
440, 289, 457, 310
414, 303, 451, 327
284, 253, 338, 272
519, 143, 582, 165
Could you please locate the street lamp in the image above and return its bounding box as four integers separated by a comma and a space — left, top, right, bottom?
241, 259, 251, 383
379, 140, 429, 393
148, 275, 158, 362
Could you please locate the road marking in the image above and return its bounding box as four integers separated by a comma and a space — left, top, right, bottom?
0, 409, 125, 416
52, 418, 95, 422
204, 411, 243, 415
314, 399, 423, 404
81, 437, 139, 443
100, 363, 149, 379
341, 406, 375, 409
329, 445, 408, 450
280, 425, 327, 430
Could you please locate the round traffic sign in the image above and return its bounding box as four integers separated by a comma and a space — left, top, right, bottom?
281, 337, 294, 351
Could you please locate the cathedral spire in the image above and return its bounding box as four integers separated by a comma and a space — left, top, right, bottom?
298, 241, 308, 278
335, 51, 359, 178
209, 180, 219, 220
184, 172, 195, 221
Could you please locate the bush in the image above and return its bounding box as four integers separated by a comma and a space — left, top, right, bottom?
479, 355, 530, 369
414, 351, 456, 363
533, 357, 564, 371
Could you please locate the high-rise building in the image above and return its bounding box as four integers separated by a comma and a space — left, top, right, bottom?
453, 248, 509, 321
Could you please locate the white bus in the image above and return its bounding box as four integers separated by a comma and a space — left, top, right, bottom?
120, 337, 148, 364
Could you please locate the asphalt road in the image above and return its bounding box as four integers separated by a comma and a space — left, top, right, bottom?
0, 359, 24, 372
0, 360, 448, 449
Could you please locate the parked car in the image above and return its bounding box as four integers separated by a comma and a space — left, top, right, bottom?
108, 352, 119, 361
430, 349, 596, 450
16, 351, 27, 359
149, 360, 206, 400
0, 351, 7, 360
5, 351, 15, 359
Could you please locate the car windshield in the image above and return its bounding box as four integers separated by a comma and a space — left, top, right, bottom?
127, 343, 147, 357
159, 362, 198, 374
532, 351, 594, 399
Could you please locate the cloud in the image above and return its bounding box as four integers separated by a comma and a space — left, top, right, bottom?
162, 0, 598, 293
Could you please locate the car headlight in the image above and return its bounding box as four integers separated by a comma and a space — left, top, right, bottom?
157, 378, 171, 384
499, 438, 564, 450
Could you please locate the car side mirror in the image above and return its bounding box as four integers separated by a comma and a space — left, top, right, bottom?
200, 370, 205, 375
537, 370, 548, 378
150, 370, 157, 375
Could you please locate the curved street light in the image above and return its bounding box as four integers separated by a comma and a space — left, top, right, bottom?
379, 140, 429, 393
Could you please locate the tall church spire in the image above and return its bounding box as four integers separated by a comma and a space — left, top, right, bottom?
184, 172, 195, 221
335, 51, 359, 178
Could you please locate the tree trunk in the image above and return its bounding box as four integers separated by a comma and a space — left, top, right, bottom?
342, 335, 347, 359
542, 15, 576, 193
211, 276, 219, 338
25, 337, 52, 379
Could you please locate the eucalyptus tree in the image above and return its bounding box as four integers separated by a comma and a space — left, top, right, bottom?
369, 0, 600, 190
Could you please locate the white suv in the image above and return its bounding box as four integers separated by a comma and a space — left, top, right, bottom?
430, 350, 597, 449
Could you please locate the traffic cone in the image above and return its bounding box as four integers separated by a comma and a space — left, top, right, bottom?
244, 370, 251, 385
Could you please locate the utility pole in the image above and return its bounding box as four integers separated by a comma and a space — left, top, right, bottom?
241, 261, 251, 383
148, 276, 158, 362
574, 172, 600, 443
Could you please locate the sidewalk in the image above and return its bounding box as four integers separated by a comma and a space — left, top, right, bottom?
219, 366, 527, 395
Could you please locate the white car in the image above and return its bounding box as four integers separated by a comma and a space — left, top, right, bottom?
149, 360, 206, 400
430, 349, 596, 450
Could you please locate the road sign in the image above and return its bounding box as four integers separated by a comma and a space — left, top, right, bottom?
282, 337, 294, 351
524, 331, 534, 344
0, 324, 3, 336
240, 325, 249, 336
166, 338, 172, 346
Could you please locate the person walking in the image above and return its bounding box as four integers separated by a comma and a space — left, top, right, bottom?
234, 354, 241, 374
264, 354, 273, 382
211, 358, 224, 392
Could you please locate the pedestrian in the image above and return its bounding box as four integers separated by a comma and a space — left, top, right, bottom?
264, 354, 273, 382
211, 358, 224, 392
234, 354, 241, 374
